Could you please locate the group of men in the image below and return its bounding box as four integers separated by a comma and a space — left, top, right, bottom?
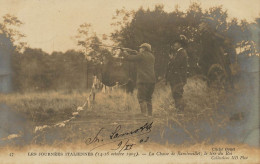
121, 17, 233, 117
121, 39, 188, 117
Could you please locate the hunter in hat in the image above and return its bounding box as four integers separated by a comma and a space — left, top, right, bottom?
122, 43, 156, 116
165, 35, 188, 111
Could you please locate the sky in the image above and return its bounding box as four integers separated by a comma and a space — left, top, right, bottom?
0, 0, 259, 53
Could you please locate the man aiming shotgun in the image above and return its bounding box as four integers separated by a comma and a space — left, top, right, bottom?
121, 43, 156, 117
91, 43, 156, 117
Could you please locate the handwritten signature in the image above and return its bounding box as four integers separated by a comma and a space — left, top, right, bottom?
85, 122, 153, 152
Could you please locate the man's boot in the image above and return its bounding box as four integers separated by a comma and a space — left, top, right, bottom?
139, 102, 147, 116
175, 98, 184, 112
147, 102, 152, 116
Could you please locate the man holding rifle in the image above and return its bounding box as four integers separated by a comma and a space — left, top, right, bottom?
121, 43, 156, 117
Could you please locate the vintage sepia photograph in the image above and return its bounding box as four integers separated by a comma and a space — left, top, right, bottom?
0, 0, 259, 163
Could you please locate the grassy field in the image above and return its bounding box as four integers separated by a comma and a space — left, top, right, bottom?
0, 91, 89, 123
0, 76, 249, 147
0, 76, 226, 123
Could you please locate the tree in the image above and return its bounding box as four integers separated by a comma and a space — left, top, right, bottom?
0, 14, 27, 52
75, 23, 109, 88
0, 14, 25, 92
110, 3, 259, 79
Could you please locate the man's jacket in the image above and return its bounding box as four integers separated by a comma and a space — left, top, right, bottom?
124, 51, 156, 84
166, 48, 188, 84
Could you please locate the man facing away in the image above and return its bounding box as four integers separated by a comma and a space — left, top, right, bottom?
122, 43, 156, 116
165, 38, 188, 111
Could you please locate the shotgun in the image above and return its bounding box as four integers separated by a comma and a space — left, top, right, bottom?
91, 43, 138, 53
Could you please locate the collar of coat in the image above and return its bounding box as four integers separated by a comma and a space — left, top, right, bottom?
177, 47, 183, 52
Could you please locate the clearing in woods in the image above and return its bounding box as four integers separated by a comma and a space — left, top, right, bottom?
0, 77, 252, 148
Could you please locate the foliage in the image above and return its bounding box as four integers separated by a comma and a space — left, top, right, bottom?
110, 3, 259, 77
3, 3, 259, 92
11, 48, 98, 91
0, 14, 27, 52
75, 23, 108, 64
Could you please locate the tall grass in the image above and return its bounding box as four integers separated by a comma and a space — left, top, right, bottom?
1, 76, 246, 146
0, 91, 89, 123
0, 76, 225, 124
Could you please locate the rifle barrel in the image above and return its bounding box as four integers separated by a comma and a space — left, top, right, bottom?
92, 44, 137, 53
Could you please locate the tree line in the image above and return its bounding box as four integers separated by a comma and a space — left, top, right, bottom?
0, 3, 259, 92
